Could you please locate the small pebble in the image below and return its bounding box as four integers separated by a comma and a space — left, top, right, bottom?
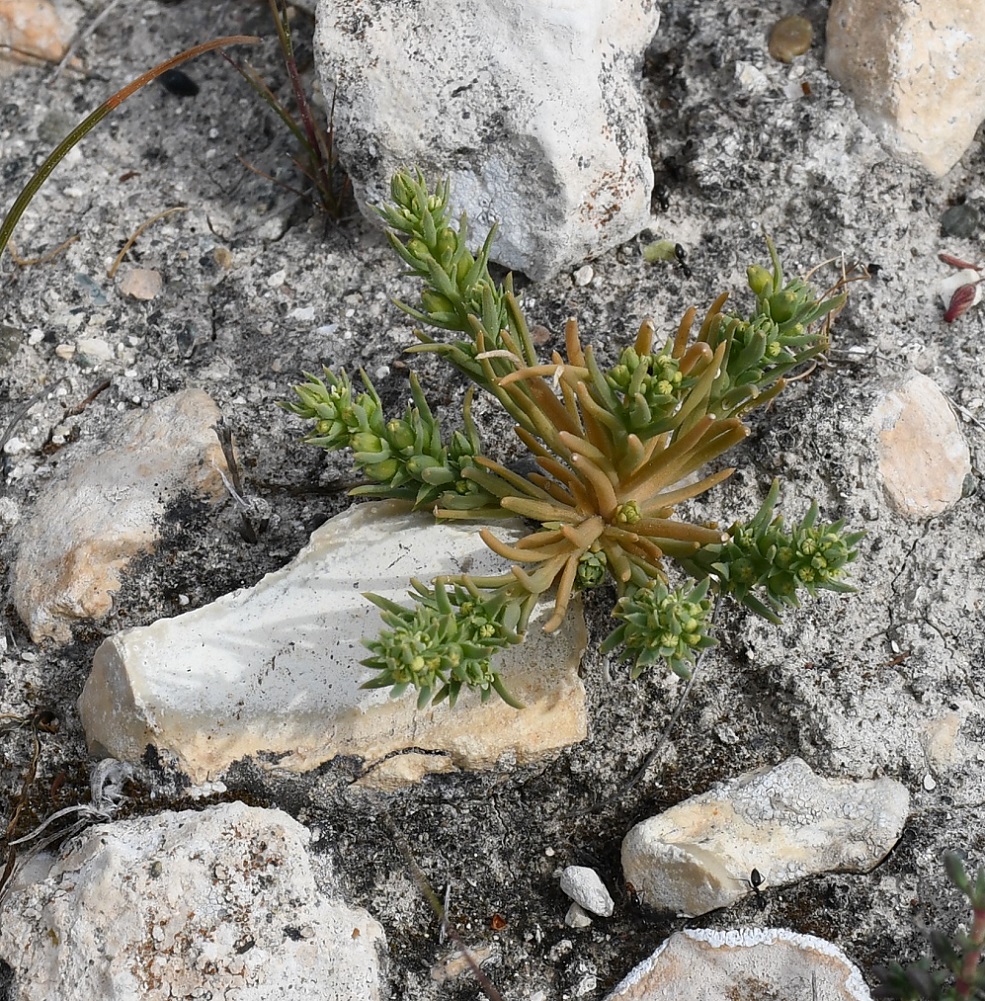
213, 246, 234, 269
55, 343, 76, 360
564, 903, 592, 929
940, 203, 980, 239
923, 774, 937, 792
559, 866, 614, 917
119, 268, 163, 301
573, 265, 594, 287
768, 15, 812, 63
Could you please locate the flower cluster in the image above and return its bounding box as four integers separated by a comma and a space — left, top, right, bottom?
600, 579, 717, 680
685, 479, 864, 623
361, 580, 522, 708
280, 366, 501, 513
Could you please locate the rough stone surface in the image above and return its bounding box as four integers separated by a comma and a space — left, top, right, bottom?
79, 499, 588, 784
0, 0, 78, 71
0, 802, 385, 1001
314, 0, 660, 281
622, 757, 909, 917
870, 370, 971, 519
604, 928, 872, 1000
559, 866, 615, 918
826, 0, 985, 176
8, 389, 231, 644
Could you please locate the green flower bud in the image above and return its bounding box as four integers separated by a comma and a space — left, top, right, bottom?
436, 226, 457, 265
386, 419, 417, 452
747, 265, 773, 297
406, 238, 429, 261
614, 501, 642, 525
405, 454, 442, 476
351, 432, 386, 455
575, 549, 608, 590
768, 289, 801, 324
363, 458, 400, 482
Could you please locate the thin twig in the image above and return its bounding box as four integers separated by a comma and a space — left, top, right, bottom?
107, 206, 188, 278
6, 235, 79, 267
385, 819, 504, 1001
46, 0, 124, 85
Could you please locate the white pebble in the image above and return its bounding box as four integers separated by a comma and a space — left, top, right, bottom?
564, 903, 592, 928
559, 866, 614, 917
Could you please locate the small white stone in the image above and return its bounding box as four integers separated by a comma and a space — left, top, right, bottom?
923, 774, 937, 792
289, 305, 316, 321
2, 437, 29, 455
572, 265, 594, 287
266, 268, 287, 288
54, 342, 75, 360
559, 866, 614, 918
736, 61, 770, 93
564, 903, 592, 929
76, 337, 113, 363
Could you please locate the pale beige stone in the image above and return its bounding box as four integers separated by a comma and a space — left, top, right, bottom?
9, 390, 231, 643
118, 267, 163, 301
605, 928, 872, 1001
80, 500, 588, 784
622, 757, 908, 917
0, 0, 75, 69
870, 371, 971, 519
826, 0, 985, 176
357, 751, 458, 791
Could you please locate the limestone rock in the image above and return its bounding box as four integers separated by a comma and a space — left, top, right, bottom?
0, 0, 79, 71
559, 866, 614, 918
0, 802, 384, 1001
826, 0, 985, 176
314, 0, 660, 281
8, 389, 231, 644
604, 928, 872, 1001
622, 756, 908, 917
80, 500, 588, 785
870, 371, 971, 519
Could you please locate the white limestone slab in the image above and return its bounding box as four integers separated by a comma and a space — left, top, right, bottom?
605, 927, 872, 1000
0, 802, 385, 1001
79, 500, 587, 784
622, 756, 909, 917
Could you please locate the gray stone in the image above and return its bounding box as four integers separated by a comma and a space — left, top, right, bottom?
604, 928, 872, 1001
0, 802, 385, 1001
80, 499, 588, 785
622, 757, 909, 917
314, 0, 660, 281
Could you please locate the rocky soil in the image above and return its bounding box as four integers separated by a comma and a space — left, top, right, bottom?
1, 0, 984, 998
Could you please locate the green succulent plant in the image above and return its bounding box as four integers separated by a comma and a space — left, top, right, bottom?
875, 852, 985, 1000
282, 169, 862, 707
